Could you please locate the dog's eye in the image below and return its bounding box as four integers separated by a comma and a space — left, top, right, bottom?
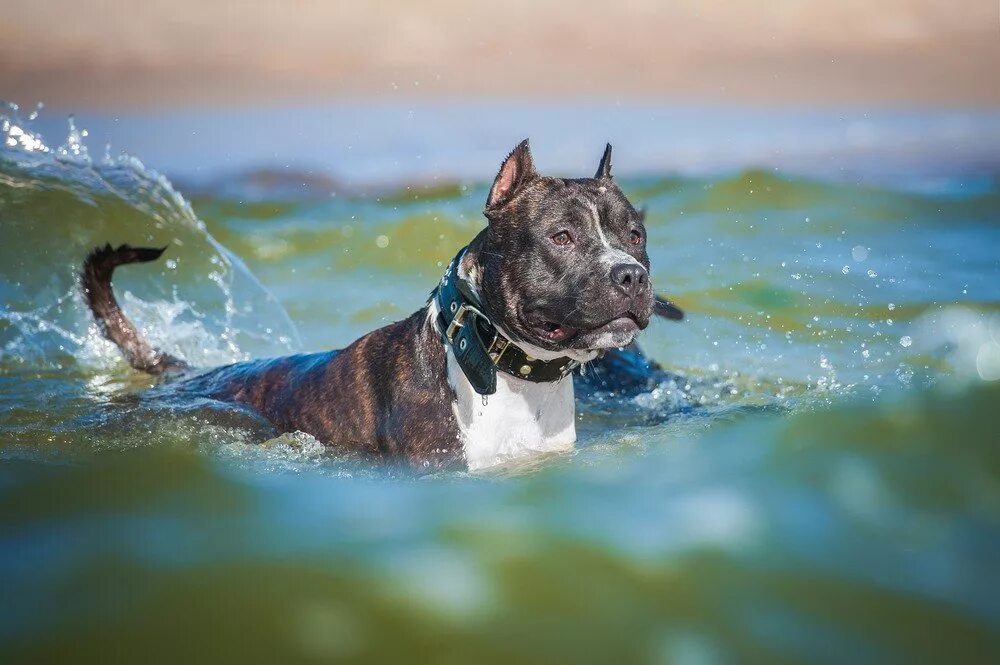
551, 231, 573, 246
629, 229, 644, 245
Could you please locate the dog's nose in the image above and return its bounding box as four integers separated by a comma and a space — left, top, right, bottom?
610, 263, 648, 298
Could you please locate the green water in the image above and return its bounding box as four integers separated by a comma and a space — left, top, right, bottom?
2, 110, 999, 663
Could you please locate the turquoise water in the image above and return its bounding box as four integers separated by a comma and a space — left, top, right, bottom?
1, 105, 999, 663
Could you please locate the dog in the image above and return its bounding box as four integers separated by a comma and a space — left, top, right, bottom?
81, 140, 682, 471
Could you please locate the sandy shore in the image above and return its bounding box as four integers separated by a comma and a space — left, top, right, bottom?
1, 0, 998, 109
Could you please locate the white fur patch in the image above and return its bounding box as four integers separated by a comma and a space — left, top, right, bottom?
440, 249, 592, 469
588, 330, 633, 349
588, 200, 642, 270
445, 345, 576, 471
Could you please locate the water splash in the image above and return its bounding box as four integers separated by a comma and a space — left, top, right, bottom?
0, 104, 301, 371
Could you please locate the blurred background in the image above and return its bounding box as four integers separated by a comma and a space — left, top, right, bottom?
2, 0, 1000, 186
2, 2, 999, 663
3, 0, 999, 106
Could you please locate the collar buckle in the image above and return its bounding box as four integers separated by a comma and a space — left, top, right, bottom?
445, 302, 487, 343
444, 303, 470, 342
486, 334, 510, 365
446, 304, 511, 368
444, 303, 478, 342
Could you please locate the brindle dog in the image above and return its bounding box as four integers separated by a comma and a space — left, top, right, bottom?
82, 141, 682, 471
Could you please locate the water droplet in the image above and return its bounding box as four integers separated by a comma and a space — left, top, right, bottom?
375, 235, 390, 248
852, 245, 868, 262
899, 336, 912, 348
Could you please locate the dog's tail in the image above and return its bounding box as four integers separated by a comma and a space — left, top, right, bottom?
80, 243, 188, 375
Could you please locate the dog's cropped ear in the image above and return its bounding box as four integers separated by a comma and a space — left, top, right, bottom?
486, 139, 538, 212
595, 143, 613, 180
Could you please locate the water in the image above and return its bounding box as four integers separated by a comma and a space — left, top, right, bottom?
1, 104, 999, 663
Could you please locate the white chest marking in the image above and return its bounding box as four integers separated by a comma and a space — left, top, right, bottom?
445, 346, 576, 471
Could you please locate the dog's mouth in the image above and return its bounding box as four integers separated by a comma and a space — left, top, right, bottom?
528, 317, 579, 344
574, 314, 642, 349
524, 311, 643, 348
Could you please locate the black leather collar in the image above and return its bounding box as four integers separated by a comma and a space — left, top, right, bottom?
433, 248, 580, 395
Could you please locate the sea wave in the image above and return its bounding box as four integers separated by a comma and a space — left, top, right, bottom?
0, 104, 300, 373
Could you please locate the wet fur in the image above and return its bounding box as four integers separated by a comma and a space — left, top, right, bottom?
81, 142, 681, 472
167, 309, 464, 471
81, 244, 188, 375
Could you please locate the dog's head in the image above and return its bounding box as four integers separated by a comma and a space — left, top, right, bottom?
475, 140, 654, 356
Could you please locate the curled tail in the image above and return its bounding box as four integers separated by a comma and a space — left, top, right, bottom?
80, 243, 188, 375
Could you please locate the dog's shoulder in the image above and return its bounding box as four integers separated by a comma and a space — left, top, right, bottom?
308, 308, 466, 468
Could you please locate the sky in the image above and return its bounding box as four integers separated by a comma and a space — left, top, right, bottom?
1, 0, 998, 109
